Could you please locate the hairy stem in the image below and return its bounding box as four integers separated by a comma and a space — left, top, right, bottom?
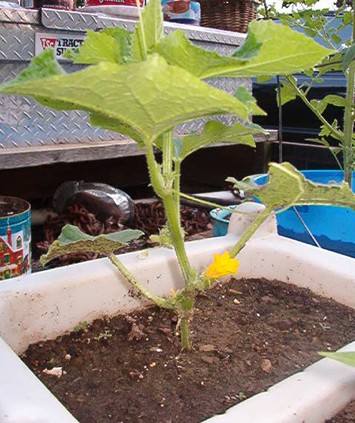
162, 131, 174, 183
108, 253, 172, 309
180, 316, 192, 350
179, 191, 236, 213
135, 0, 147, 60
342, 2, 355, 187
162, 193, 196, 289
173, 159, 181, 218
229, 207, 273, 258
286, 75, 344, 143
145, 141, 167, 198
146, 135, 195, 289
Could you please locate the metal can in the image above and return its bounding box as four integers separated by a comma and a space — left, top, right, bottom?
0, 196, 31, 281
20, 0, 42, 8
162, 0, 200, 25
41, 0, 74, 9
85, 0, 144, 6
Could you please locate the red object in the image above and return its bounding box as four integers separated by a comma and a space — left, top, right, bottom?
85, 0, 144, 6
42, 0, 74, 9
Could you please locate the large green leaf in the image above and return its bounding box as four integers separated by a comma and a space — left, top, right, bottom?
322, 94, 347, 108
0, 53, 251, 145
155, 20, 331, 79
317, 53, 344, 76
90, 114, 145, 148
175, 121, 262, 161
279, 77, 298, 106
234, 86, 265, 115
229, 162, 355, 211
233, 30, 263, 60
154, 30, 250, 79
309, 94, 347, 117
40, 225, 144, 265
15, 48, 65, 82
132, 0, 163, 61
319, 352, 355, 367
255, 163, 305, 209
227, 20, 334, 78
1, 49, 79, 112
71, 28, 132, 65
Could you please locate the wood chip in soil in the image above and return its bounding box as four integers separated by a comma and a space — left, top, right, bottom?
22, 277, 355, 423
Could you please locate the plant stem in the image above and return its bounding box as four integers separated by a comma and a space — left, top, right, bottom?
180, 317, 192, 350
179, 192, 236, 213
343, 61, 355, 187
108, 253, 172, 309
162, 131, 174, 184
147, 134, 195, 290
146, 133, 196, 349
173, 159, 181, 217
162, 193, 196, 289
145, 141, 167, 198
229, 207, 273, 257
286, 75, 344, 144
135, 0, 147, 60
342, 1, 355, 187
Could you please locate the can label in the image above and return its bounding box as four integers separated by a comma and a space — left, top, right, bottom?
162, 0, 200, 25
42, 0, 74, 10
85, 0, 144, 6
0, 197, 31, 281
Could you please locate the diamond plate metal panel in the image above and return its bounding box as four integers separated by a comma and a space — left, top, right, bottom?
0, 63, 125, 148
163, 22, 245, 46
0, 22, 37, 61
41, 9, 245, 46
0, 10, 250, 156
41, 8, 99, 31
0, 8, 39, 25
96, 15, 137, 32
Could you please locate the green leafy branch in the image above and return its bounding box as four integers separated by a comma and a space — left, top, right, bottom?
262, 0, 355, 185
0, 0, 335, 349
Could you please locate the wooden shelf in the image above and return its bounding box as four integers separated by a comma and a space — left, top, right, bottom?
0, 131, 277, 170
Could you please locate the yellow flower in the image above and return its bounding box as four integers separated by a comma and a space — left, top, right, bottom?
205, 251, 240, 279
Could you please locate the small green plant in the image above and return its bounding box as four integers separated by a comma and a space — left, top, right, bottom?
73, 320, 89, 332
1, 0, 355, 350
94, 329, 113, 341
260, 0, 355, 186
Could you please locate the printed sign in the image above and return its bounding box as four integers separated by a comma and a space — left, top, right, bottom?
35, 32, 86, 61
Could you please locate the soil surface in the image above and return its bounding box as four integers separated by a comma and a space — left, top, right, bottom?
31, 200, 212, 272
327, 402, 355, 423
22, 277, 355, 423
0, 196, 30, 217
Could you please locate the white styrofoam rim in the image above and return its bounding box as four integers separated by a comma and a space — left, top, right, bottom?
1, 202, 355, 423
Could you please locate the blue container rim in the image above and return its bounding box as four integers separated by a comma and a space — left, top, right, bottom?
253, 169, 350, 184
210, 206, 236, 224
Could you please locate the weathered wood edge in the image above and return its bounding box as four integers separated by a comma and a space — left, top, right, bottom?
0, 131, 277, 170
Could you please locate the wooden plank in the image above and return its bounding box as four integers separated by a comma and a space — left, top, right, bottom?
0, 131, 277, 170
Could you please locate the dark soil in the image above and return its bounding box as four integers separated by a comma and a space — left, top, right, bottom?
22, 277, 355, 423
327, 402, 355, 423
31, 200, 212, 272
0, 195, 30, 217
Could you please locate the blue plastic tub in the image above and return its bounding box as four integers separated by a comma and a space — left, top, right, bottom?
211, 170, 355, 258
255, 170, 355, 257
210, 206, 237, 237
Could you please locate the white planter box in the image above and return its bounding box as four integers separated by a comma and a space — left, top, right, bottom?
1, 202, 355, 423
